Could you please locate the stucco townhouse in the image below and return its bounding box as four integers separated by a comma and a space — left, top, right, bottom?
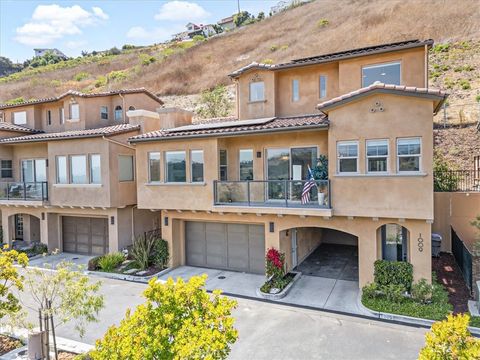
0, 88, 190, 255
128, 39, 447, 287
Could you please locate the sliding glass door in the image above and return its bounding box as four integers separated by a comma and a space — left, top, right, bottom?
291, 147, 317, 201
266, 148, 290, 200
21, 159, 47, 182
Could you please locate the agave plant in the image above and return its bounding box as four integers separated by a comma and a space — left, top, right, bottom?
130, 233, 156, 270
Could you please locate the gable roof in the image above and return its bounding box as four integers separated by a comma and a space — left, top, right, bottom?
0, 88, 163, 110
129, 114, 328, 142
0, 124, 140, 144
316, 83, 447, 114
229, 39, 433, 78
0, 122, 40, 134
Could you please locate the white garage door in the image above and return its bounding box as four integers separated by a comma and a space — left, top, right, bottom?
185, 222, 265, 274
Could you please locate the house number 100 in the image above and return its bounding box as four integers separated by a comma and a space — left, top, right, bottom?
417, 234, 424, 252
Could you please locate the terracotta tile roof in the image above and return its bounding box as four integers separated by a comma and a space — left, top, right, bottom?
130, 114, 328, 142
229, 39, 433, 77
316, 83, 448, 114
0, 124, 140, 144
0, 122, 40, 134
0, 88, 163, 110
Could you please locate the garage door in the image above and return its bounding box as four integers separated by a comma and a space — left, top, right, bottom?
62, 216, 108, 255
185, 222, 265, 274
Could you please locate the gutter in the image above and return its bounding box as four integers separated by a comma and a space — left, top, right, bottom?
129, 123, 329, 143
102, 136, 136, 150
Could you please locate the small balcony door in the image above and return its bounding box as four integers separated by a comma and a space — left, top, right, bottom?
21, 159, 47, 183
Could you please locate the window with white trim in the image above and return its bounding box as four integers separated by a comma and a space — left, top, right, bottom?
397, 138, 421, 172
362, 62, 401, 87
0, 160, 12, 178
70, 155, 87, 184
319, 75, 327, 98
292, 79, 300, 102
337, 141, 358, 173
165, 151, 186, 183
100, 106, 108, 120
70, 104, 80, 120
89, 154, 101, 184
366, 139, 388, 173
114, 106, 123, 121
56, 156, 68, 184
190, 150, 204, 182
13, 111, 27, 125
249, 81, 265, 102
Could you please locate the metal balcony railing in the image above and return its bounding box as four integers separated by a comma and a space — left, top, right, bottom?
213, 179, 330, 208
434, 170, 480, 192
0, 182, 48, 201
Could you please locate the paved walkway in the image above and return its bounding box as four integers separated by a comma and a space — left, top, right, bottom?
15, 273, 427, 359
159, 266, 366, 315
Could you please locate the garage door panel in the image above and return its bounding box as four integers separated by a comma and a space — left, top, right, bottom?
249, 225, 266, 274
206, 223, 227, 268
62, 216, 108, 256
186, 222, 206, 267
227, 224, 249, 272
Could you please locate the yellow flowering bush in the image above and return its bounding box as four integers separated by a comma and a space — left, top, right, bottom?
91, 275, 238, 360
419, 313, 480, 359
0, 246, 28, 319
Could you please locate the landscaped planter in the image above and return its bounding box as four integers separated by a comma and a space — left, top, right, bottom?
256, 271, 302, 300
88, 266, 173, 283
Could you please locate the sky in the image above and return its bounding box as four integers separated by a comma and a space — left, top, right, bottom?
0, 0, 280, 62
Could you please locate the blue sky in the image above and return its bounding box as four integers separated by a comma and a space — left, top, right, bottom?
0, 0, 280, 62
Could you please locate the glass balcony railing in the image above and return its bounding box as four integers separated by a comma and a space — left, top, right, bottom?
0, 182, 48, 201
213, 180, 330, 208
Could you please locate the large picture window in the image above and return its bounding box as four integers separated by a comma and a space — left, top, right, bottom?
70, 155, 87, 184
190, 150, 204, 182
249, 81, 265, 102
397, 138, 421, 172
165, 151, 186, 183
362, 62, 401, 87
148, 152, 161, 182
239, 149, 253, 181
119, 155, 134, 182
337, 141, 358, 173
366, 139, 388, 173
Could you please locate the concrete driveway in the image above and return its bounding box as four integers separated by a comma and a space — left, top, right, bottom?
15, 273, 427, 359
28, 252, 93, 269
160, 266, 365, 315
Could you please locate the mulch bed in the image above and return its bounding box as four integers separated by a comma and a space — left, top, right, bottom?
432, 252, 472, 313
0, 334, 23, 355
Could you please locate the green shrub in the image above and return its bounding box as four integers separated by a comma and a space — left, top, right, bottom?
317, 19, 329, 27
49, 80, 61, 87
88, 256, 102, 271
384, 283, 406, 302
270, 44, 278, 52
122, 44, 136, 50
139, 54, 156, 66
5, 97, 26, 105
130, 233, 156, 270
470, 316, 480, 328
361, 282, 381, 299
152, 239, 169, 268
192, 35, 205, 42
262, 58, 274, 64
280, 45, 289, 51
196, 85, 232, 118
94, 75, 107, 88
458, 79, 471, 90
74, 72, 90, 81
432, 43, 450, 52
107, 70, 128, 82
411, 279, 433, 303
444, 77, 455, 89
434, 151, 459, 191
374, 259, 413, 291
419, 314, 480, 359
98, 252, 125, 272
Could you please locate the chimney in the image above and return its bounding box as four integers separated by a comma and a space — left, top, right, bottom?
127, 107, 193, 133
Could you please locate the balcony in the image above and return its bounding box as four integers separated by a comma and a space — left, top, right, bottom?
213, 180, 330, 208
0, 182, 48, 201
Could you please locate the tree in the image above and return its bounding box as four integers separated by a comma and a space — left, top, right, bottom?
257, 11, 265, 21
0, 247, 28, 320
25, 51, 65, 68
91, 275, 238, 360
433, 151, 459, 191
21, 261, 104, 354
212, 24, 224, 34
234, 11, 254, 27
0, 56, 23, 77
419, 314, 480, 359
197, 85, 232, 119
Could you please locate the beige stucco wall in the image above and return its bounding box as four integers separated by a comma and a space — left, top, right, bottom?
327, 93, 434, 220
433, 192, 480, 252
237, 70, 276, 120
11, 143, 48, 181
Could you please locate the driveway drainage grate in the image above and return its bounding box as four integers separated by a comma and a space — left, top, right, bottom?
72, 257, 79, 260
218, 276, 226, 279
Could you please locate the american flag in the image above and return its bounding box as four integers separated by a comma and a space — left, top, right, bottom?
301, 166, 317, 204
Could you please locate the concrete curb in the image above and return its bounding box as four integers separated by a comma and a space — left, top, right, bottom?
256, 272, 302, 300
86, 266, 173, 283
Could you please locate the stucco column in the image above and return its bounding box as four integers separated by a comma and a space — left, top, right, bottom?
23, 215, 31, 243
162, 214, 184, 268
265, 222, 280, 252
108, 210, 118, 254
408, 221, 432, 284
40, 212, 49, 248
357, 224, 377, 287
1, 210, 11, 246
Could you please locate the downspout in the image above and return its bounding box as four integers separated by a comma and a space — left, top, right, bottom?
102, 136, 136, 150
119, 93, 126, 123
131, 204, 137, 240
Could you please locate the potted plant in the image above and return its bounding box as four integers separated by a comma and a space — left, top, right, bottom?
311, 155, 328, 206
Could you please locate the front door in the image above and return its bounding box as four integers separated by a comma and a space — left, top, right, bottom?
291, 228, 298, 268
15, 214, 24, 240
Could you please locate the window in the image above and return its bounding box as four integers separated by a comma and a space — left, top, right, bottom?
337, 141, 358, 173
59, 108, 65, 124
89, 154, 101, 184
0, 160, 12, 178
70, 104, 80, 120
165, 151, 186, 183
100, 106, 108, 120
128, 106, 136, 111
56, 156, 68, 184
366, 139, 388, 173
362, 62, 401, 87
397, 138, 421, 172
239, 149, 253, 180
319, 75, 327, 98
190, 150, 204, 182
292, 79, 300, 102
249, 81, 265, 102
22, 159, 46, 182
0, 112, 4, 122
46, 110, 52, 125
114, 106, 123, 121
119, 155, 134, 182
148, 152, 161, 182
381, 224, 408, 262
70, 155, 87, 184
13, 111, 27, 125
219, 149, 228, 181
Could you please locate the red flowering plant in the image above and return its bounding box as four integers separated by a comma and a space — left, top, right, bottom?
265, 247, 285, 281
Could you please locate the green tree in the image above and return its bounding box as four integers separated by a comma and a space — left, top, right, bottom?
257, 11, 265, 21
197, 85, 232, 118
26, 51, 65, 68
91, 275, 238, 360
0, 56, 23, 77
419, 314, 480, 359
433, 151, 459, 191
234, 11, 254, 27
0, 247, 28, 319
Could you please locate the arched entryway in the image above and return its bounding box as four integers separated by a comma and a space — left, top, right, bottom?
8, 213, 41, 248
280, 227, 359, 282
377, 223, 410, 262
